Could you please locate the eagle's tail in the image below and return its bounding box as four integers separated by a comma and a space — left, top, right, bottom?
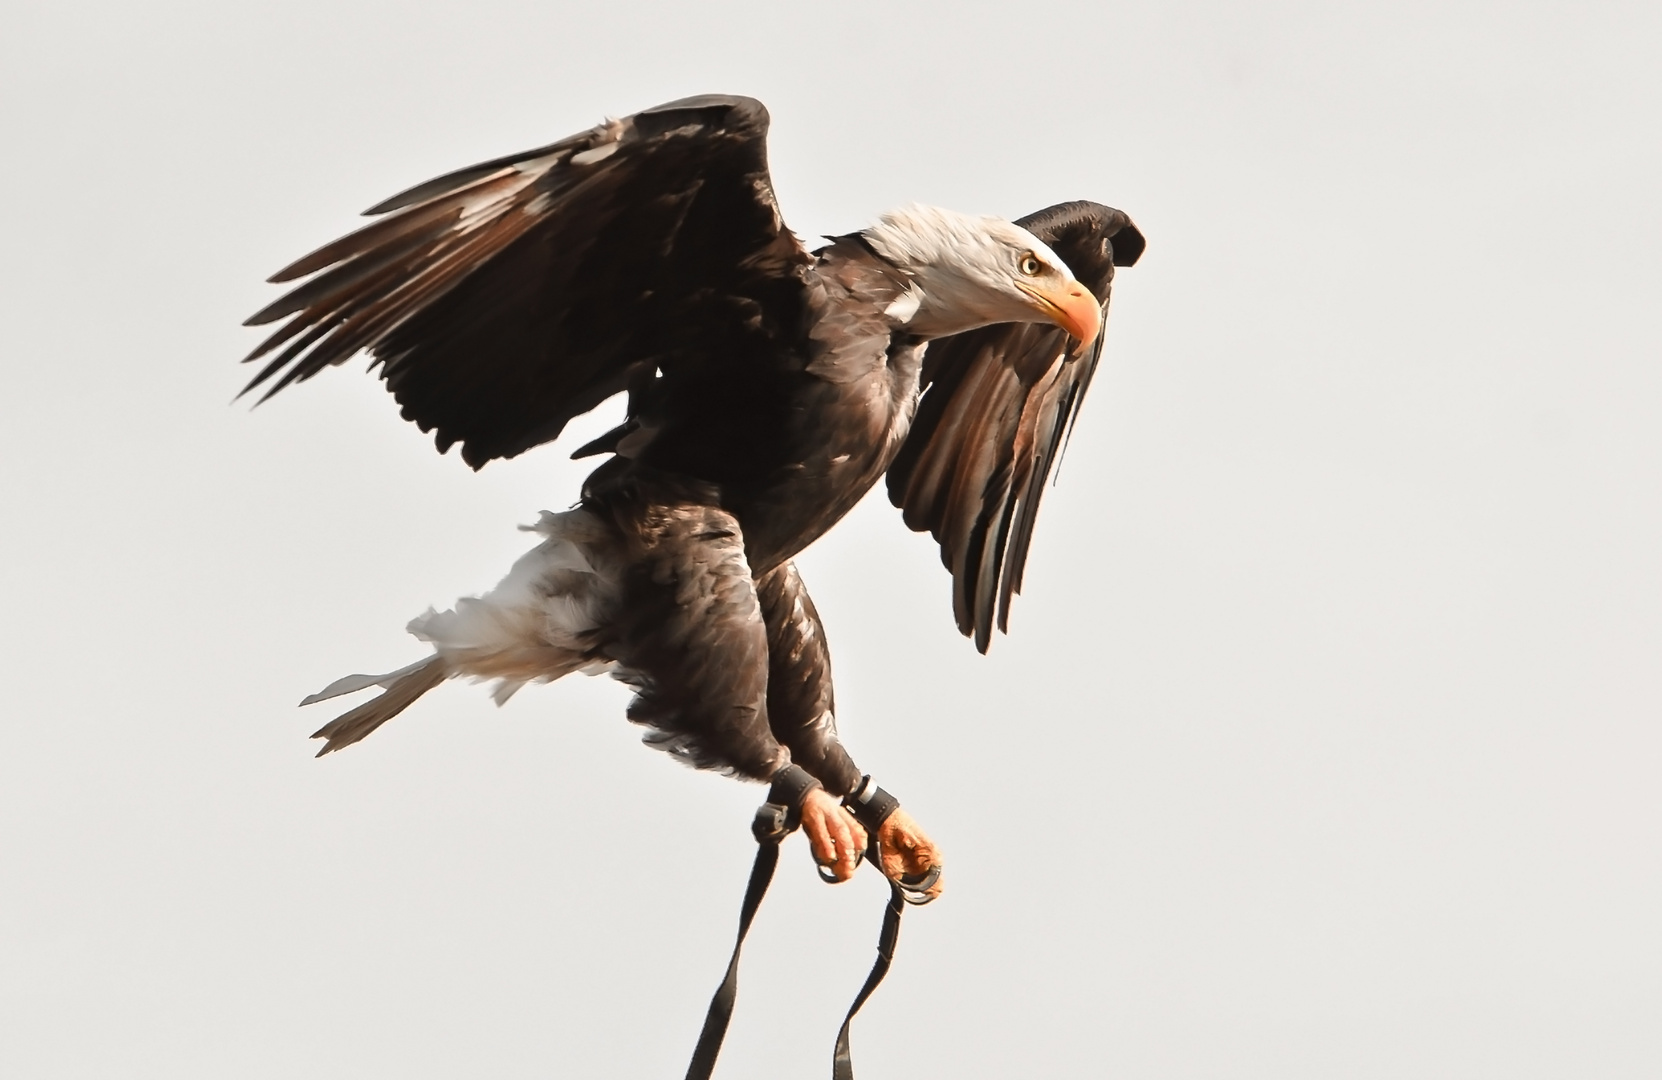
298, 508, 620, 757
302, 656, 449, 757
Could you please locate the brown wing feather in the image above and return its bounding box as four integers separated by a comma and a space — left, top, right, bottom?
239, 95, 811, 468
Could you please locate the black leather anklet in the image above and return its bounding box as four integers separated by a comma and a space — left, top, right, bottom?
752, 763, 823, 841
842, 774, 900, 834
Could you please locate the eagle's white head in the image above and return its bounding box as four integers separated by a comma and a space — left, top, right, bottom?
862, 204, 1101, 349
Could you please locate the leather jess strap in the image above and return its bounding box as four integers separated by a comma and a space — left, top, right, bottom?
684, 771, 921, 1080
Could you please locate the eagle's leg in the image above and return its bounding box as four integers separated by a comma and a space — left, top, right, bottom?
756, 561, 943, 895
755, 562, 859, 793
604, 497, 785, 780
757, 561, 864, 881
595, 494, 869, 883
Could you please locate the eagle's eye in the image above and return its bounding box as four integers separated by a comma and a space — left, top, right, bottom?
1018, 253, 1043, 276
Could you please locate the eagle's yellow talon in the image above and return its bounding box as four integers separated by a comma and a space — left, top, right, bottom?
876, 808, 944, 900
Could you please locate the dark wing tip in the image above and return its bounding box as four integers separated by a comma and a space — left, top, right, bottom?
1108, 217, 1146, 267
633, 94, 771, 143
640, 93, 767, 120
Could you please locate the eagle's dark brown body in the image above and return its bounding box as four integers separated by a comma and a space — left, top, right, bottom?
579, 234, 925, 580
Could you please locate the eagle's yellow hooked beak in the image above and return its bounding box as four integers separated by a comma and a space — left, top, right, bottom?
1016, 278, 1101, 355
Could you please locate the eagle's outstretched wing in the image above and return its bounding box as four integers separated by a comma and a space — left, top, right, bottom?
241, 94, 810, 468
887, 201, 1145, 652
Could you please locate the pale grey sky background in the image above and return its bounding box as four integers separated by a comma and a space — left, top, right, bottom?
3, 1, 1659, 1076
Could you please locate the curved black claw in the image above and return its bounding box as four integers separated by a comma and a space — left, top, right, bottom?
897, 864, 942, 905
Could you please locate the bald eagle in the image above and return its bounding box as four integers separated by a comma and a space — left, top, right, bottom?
243, 94, 1143, 892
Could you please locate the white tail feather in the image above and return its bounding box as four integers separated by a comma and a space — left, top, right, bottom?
309, 655, 448, 756
299, 658, 437, 706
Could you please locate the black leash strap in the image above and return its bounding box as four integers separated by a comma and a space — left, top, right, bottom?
832, 861, 904, 1080
683, 806, 784, 1080
685, 773, 931, 1080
